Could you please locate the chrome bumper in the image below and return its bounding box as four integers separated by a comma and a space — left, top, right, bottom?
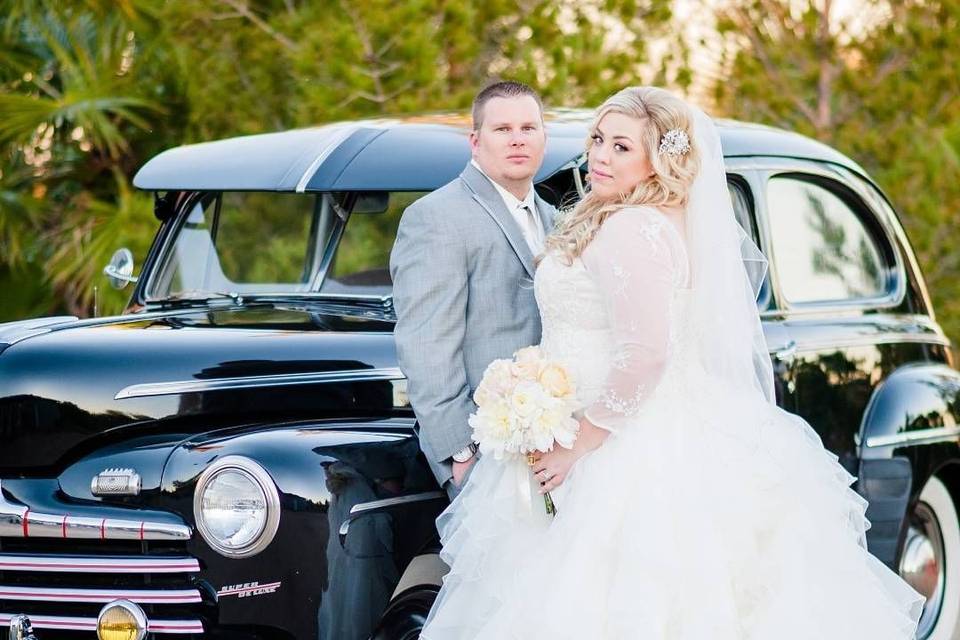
0, 613, 203, 635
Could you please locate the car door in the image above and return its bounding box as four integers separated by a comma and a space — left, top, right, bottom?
757, 158, 919, 472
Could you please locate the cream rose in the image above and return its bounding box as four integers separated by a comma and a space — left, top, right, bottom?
511, 345, 542, 380
538, 362, 575, 398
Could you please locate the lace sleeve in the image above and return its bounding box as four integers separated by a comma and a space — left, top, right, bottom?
580, 207, 683, 433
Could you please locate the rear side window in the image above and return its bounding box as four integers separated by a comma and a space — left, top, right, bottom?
767, 176, 887, 304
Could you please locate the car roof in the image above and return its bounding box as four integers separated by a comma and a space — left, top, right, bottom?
132, 109, 869, 192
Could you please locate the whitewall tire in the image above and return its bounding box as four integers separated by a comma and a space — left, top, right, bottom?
903, 476, 960, 640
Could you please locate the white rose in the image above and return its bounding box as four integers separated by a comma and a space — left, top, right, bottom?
483, 358, 518, 396
530, 406, 563, 452
510, 380, 545, 419
552, 414, 580, 450
470, 400, 515, 460
473, 382, 496, 407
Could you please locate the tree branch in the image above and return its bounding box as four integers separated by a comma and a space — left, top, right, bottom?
215, 0, 299, 51
816, 0, 835, 132
729, 6, 820, 126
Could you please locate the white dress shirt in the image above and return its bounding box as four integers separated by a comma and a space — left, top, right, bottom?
471, 160, 545, 255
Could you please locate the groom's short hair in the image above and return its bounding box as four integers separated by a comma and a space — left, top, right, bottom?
472, 81, 544, 130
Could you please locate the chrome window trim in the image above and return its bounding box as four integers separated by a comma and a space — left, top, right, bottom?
115, 367, 405, 400
755, 158, 907, 313
839, 166, 938, 319
310, 194, 351, 292
0, 612, 203, 635
787, 332, 951, 353
193, 456, 281, 559
0, 585, 202, 604
0, 554, 200, 574
865, 426, 960, 448
141, 190, 210, 302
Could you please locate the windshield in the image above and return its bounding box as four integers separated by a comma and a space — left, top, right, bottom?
145, 191, 425, 302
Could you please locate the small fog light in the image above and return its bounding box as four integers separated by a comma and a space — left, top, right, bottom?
97, 599, 147, 640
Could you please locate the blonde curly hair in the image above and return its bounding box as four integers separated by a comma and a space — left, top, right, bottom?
544, 86, 701, 264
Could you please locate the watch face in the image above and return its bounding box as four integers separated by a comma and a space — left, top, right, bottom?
453, 446, 474, 462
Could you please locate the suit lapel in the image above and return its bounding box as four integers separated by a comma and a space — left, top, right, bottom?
459, 163, 536, 279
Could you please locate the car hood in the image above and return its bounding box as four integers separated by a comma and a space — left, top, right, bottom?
0, 305, 401, 473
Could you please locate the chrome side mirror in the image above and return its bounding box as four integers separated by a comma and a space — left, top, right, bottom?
103, 248, 138, 290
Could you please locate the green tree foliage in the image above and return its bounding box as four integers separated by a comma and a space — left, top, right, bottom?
0, 0, 674, 320
0, 0, 177, 316
710, 0, 960, 341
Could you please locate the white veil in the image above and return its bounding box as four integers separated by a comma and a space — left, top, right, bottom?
685, 106, 775, 404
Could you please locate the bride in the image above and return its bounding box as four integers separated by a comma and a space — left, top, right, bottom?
419, 86, 925, 639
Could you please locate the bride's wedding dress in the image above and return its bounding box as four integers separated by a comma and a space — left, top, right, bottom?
421, 102, 924, 638
419, 204, 924, 639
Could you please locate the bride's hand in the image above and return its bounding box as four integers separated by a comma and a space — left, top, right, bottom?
531, 416, 610, 493
532, 445, 581, 494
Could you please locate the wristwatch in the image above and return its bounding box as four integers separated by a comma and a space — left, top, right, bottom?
451, 443, 478, 463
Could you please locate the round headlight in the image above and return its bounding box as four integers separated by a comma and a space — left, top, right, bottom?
193, 456, 280, 558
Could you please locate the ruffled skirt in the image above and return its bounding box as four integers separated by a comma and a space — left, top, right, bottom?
420, 367, 924, 639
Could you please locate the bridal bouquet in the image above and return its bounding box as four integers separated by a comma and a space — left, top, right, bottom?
468, 346, 580, 515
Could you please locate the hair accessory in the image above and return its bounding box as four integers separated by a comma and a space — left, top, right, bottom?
659, 129, 691, 157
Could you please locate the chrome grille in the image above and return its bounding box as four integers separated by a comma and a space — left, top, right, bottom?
0, 482, 207, 636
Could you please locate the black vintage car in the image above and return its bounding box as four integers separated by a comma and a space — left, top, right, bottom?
1, 110, 958, 640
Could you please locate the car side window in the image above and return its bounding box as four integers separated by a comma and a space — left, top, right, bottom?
767, 175, 887, 303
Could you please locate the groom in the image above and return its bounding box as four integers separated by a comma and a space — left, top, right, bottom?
390, 81, 556, 498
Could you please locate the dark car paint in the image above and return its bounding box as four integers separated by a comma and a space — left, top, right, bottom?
0, 307, 403, 474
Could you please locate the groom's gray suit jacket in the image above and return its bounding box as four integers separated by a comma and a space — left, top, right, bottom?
390, 162, 557, 486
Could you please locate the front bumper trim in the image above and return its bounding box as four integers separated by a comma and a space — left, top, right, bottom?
0, 554, 200, 574
0, 613, 202, 635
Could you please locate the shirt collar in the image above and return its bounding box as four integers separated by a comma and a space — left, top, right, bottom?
471, 159, 536, 213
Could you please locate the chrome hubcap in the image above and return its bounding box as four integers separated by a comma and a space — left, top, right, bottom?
900, 502, 945, 639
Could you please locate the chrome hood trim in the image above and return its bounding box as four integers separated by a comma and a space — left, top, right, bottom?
114, 366, 405, 400
0, 316, 78, 347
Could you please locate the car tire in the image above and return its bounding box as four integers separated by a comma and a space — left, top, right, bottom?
370, 585, 439, 640
904, 476, 960, 640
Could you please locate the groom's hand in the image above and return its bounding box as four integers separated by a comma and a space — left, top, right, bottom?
452, 457, 476, 487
